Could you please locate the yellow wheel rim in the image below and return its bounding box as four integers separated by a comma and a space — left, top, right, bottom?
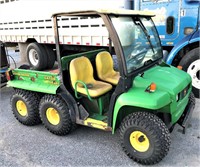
46, 108, 60, 125
129, 131, 150, 152
16, 100, 28, 116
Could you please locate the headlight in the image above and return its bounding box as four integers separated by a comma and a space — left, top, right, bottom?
184, 27, 194, 35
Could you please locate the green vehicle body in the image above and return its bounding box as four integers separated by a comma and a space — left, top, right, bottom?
7, 53, 192, 133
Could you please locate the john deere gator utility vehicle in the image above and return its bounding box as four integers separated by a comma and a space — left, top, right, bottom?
6, 9, 195, 165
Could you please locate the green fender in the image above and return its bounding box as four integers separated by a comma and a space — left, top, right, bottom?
111, 64, 192, 133
112, 87, 171, 133
7, 80, 59, 94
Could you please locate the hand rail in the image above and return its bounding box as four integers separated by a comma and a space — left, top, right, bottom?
74, 80, 93, 101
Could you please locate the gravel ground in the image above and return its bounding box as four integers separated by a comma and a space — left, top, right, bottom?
0, 48, 199, 167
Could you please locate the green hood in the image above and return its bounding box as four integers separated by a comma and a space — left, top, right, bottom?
115, 64, 192, 111
134, 64, 191, 97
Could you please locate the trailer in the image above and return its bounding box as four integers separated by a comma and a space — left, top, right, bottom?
0, 0, 125, 70
131, 0, 200, 97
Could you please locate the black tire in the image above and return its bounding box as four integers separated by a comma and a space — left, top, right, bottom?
44, 45, 56, 69
39, 94, 73, 136
179, 48, 200, 98
18, 64, 30, 69
10, 89, 41, 126
26, 42, 47, 70
119, 112, 171, 165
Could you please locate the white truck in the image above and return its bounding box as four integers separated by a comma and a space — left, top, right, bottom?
0, 0, 127, 70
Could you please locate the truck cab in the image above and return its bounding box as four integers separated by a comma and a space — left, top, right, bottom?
166, 13, 200, 98
6, 9, 195, 165
132, 0, 200, 98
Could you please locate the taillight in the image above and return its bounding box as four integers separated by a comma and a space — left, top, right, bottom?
5, 70, 14, 81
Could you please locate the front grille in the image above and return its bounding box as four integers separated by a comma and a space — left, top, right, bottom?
177, 84, 190, 101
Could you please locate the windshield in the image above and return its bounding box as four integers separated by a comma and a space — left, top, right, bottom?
110, 16, 162, 74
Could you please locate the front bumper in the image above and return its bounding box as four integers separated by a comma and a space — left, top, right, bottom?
178, 96, 195, 134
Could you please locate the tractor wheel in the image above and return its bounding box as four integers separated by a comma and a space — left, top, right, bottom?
39, 94, 73, 136
11, 89, 41, 126
119, 112, 171, 165
179, 47, 200, 98
26, 42, 47, 70
44, 45, 56, 69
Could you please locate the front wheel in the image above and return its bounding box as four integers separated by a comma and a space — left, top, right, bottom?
179, 48, 200, 98
119, 112, 171, 165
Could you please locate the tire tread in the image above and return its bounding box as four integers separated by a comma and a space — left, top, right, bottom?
11, 89, 41, 126
39, 94, 73, 136
119, 112, 171, 165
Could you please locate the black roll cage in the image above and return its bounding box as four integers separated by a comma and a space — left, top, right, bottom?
52, 10, 161, 127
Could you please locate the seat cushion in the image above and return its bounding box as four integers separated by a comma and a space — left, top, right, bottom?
102, 71, 120, 85
77, 80, 112, 97
69, 56, 112, 98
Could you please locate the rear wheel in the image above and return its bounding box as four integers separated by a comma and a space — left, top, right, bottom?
119, 112, 171, 165
179, 48, 200, 98
11, 89, 41, 125
26, 42, 47, 70
39, 95, 73, 135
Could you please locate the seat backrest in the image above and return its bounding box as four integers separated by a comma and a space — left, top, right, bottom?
96, 51, 115, 79
69, 56, 94, 89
